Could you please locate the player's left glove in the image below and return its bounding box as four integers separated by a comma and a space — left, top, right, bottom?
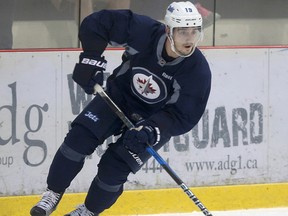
123, 125, 160, 154
72, 52, 107, 94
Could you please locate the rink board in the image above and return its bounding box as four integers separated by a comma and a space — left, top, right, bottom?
0, 47, 288, 214
0, 182, 287, 215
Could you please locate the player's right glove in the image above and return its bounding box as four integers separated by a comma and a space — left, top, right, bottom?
72, 52, 107, 94
123, 125, 160, 154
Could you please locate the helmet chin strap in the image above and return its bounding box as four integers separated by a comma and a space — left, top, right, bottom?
167, 28, 201, 58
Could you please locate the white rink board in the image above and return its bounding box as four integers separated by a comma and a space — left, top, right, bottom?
0, 48, 288, 195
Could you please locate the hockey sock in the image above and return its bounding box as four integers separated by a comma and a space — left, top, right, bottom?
47, 149, 84, 193
85, 177, 124, 213
84, 149, 131, 213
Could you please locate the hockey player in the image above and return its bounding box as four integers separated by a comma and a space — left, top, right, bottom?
30, 1, 211, 216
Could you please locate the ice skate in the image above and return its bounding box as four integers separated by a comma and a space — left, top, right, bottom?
64, 204, 97, 216
30, 189, 63, 216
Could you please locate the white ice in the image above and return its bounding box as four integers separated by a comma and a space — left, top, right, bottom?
137, 208, 288, 216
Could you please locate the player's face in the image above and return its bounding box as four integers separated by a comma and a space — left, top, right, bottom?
173, 27, 201, 56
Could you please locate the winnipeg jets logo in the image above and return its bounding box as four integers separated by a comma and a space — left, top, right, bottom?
131, 67, 167, 104
137, 75, 156, 95
133, 74, 160, 100
84, 111, 99, 122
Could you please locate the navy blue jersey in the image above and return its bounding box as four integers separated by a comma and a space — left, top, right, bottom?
79, 9, 211, 139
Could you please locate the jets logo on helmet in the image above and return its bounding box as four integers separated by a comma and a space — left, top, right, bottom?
167, 5, 175, 13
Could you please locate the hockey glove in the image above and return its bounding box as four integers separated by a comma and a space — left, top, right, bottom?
72, 52, 107, 94
123, 125, 160, 154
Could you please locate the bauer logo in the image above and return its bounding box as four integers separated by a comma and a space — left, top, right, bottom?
81, 58, 107, 69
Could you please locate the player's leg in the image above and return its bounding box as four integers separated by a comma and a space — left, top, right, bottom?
64, 134, 170, 215
30, 95, 123, 216
30, 124, 102, 216
65, 147, 131, 215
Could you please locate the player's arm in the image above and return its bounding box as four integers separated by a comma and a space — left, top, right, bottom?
72, 10, 133, 94
73, 9, 160, 94
124, 63, 211, 153
123, 83, 210, 154
148, 85, 211, 136
78, 10, 133, 54
148, 65, 211, 138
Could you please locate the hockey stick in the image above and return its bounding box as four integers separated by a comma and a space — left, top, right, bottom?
94, 84, 213, 216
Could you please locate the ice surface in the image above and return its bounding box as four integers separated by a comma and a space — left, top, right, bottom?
137, 208, 288, 216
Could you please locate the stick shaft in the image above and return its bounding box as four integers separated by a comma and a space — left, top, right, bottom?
94, 84, 213, 216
